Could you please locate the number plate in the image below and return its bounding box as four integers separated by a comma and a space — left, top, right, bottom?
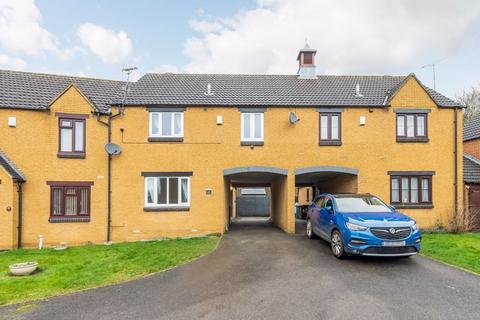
382, 241, 406, 247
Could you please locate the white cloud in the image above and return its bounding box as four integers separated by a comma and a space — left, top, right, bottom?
0, 53, 26, 69
77, 22, 132, 64
150, 64, 180, 73
0, 0, 56, 55
58, 46, 85, 61
183, 0, 480, 75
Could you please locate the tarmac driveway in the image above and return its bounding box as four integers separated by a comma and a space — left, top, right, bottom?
1, 219, 480, 320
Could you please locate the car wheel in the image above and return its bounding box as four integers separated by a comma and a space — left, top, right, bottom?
331, 230, 347, 259
306, 219, 316, 239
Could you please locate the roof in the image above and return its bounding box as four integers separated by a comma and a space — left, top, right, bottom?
0, 149, 25, 182
123, 73, 461, 108
464, 114, 480, 141
0, 69, 125, 113
0, 69, 460, 110
297, 43, 317, 60
464, 153, 480, 184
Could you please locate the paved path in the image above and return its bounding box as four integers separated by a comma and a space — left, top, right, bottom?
1, 219, 480, 320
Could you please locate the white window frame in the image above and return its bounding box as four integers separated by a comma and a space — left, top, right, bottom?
144, 176, 190, 208
241, 112, 264, 142
149, 112, 184, 138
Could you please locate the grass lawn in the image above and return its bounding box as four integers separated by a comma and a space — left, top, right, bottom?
421, 233, 480, 275
0, 236, 219, 306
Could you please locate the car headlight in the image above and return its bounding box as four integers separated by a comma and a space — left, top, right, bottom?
345, 221, 368, 231
412, 223, 419, 231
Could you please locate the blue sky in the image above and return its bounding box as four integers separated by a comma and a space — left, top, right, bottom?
1, 0, 479, 99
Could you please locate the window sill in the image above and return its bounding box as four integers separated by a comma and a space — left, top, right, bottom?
57, 152, 86, 159
396, 138, 429, 143
240, 141, 264, 146
148, 137, 184, 142
319, 141, 342, 146
392, 204, 433, 209
49, 217, 90, 223
144, 206, 190, 212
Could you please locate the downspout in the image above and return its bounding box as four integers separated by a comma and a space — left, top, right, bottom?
97, 66, 135, 243
97, 111, 122, 243
15, 181, 23, 249
453, 107, 458, 218
107, 116, 112, 243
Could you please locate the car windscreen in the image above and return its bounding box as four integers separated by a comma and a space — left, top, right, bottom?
335, 196, 392, 213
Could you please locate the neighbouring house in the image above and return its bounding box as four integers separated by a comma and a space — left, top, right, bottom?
463, 115, 480, 230
0, 45, 464, 249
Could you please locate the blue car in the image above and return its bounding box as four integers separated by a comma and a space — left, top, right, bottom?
306, 193, 421, 258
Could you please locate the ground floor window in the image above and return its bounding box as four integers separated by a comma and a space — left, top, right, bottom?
144, 176, 190, 209
47, 182, 93, 221
390, 174, 432, 207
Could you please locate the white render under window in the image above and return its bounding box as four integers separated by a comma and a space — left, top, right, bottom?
241, 113, 263, 142
144, 176, 190, 208
149, 112, 184, 138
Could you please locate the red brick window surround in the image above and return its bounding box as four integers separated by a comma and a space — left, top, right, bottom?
47, 181, 93, 222
56, 113, 88, 158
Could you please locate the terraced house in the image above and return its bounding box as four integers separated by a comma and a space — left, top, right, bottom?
0, 45, 463, 249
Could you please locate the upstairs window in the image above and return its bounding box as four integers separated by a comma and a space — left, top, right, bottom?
396, 113, 428, 142
58, 117, 86, 158
144, 176, 190, 210
149, 111, 184, 141
390, 174, 432, 208
241, 113, 264, 145
319, 113, 341, 146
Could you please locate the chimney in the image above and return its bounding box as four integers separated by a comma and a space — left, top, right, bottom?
297, 43, 317, 79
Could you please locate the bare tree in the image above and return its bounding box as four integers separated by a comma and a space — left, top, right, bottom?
456, 85, 480, 120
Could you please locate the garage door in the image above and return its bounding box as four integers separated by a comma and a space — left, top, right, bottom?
236, 196, 270, 217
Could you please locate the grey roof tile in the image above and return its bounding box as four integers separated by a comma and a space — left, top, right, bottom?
0, 149, 25, 181
0, 69, 125, 113
464, 114, 480, 141
1, 69, 460, 111
464, 153, 480, 184
122, 73, 460, 108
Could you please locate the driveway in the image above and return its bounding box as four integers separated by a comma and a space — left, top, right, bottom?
1, 219, 480, 320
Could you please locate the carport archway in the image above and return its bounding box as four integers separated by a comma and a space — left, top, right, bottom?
294, 166, 358, 225
295, 166, 358, 186
223, 166, 290, 232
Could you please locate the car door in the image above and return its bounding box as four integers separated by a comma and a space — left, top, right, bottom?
318, 197, 335, 237
308, 196, 324, 234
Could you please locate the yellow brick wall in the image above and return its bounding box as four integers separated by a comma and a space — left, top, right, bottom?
0, 77, 463, 247
0, 86, 108, 248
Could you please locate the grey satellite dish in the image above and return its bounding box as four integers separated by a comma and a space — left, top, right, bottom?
289, 112, 300, 124
105, 143, 122, 155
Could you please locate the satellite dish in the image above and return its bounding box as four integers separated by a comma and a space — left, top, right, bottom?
105, 143, 122, 155
289, 112, 300, 124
